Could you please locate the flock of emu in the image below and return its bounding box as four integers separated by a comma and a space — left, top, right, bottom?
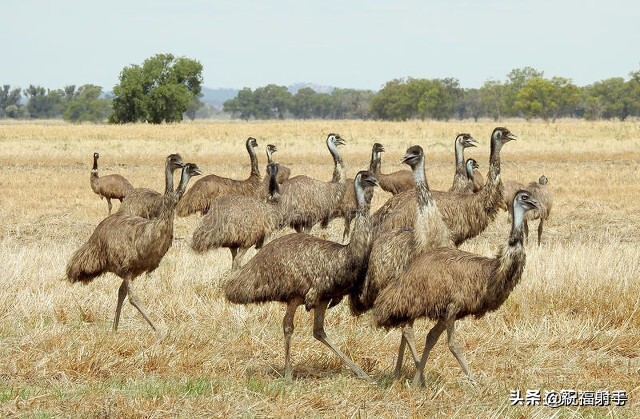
66, 127, 553, 386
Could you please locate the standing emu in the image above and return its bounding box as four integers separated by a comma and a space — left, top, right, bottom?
90, 152, 134, 214
66, 156, 201, 331
191, 162, 284, 270
350, 145, 452, 378
264, 144, 291, 185
224, 171, 378, 380
176, 137, 261, 216
503, 175, 552, 245
448, 133, 479, 193
374, 190, 539, 386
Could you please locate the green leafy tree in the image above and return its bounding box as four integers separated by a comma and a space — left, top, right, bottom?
582, 77, 630, 120
63, 84, 111, 123
505, 67, 544, 116
110, 53, 203, 123
291, 87, 317, 119
24, 85, 67, 118
0, 85, 22, 118
331, 88, 374, 119
253, 84, 291, 119
479, 80, 507, 121
370, 79, 415, 120
458, 88, 482, 121
223, 88, 256, 120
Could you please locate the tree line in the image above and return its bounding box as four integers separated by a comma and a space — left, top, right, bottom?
2, 54, 639, 123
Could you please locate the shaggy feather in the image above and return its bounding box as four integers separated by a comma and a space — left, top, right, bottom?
90, 152, 134, 214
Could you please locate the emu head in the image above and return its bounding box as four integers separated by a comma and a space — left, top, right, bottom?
456, 133, 478, 148
185, 163, 202, 177
93, 152, 100, 159
492, 127, 517, 145
513, 190, 539, 213
402, 145, 424, 168
327, 133, 346, 147
166, 153, 185, 171
247, 137, 259, 149
355, 170, 379, 189
539, 175, 548, 185
373, 142, 385, 153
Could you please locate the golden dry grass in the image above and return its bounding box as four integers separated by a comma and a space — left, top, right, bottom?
0, 119, 638, 417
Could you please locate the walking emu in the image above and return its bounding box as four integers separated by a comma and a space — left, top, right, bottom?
224, 171, 378, 380
90, 152, 134, 214
374, 190, 539, 386
176, 137, 261, 216
66, 156, 201, 331
350, 145, 452, 377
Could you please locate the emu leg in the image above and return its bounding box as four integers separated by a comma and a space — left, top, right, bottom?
394, 324, 420, 378
106, 197, 113, 214
113, 279, 128, 332
445, 317, 472, 379
342, 213, 353, 243
229, 247, 239, 270
124, 278, 157, 332
283, 297, 302, 379
537, 219, 544, 246
412, 319, 446, 387
313, 300, 371, 381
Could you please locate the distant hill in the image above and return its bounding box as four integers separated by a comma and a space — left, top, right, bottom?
200, 83, 337, 109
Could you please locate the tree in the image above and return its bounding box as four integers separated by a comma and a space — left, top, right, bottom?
63, 84, 111, 123
291, 87, 317, 119
582, 78, 629, 120
370, 79, 415, 120
253, 84, 291, 119
110, 53, 203, 124
0, 85, 22, 118
505, 67, 544, 116
223, 88, 256, 120
23, 85, 67, 118
479, 80, 507, 121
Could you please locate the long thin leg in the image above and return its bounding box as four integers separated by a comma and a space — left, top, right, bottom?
445, 317, 472, 379
113, 279, 128, 332
394, 323, 420, 378
313, 300, 370, 381
412, 320, 446, 387
283, 297, 302, 379
123, 278, 157, 332
537, 219, 544, 246
106, 197, 113, 214
236, 248, 249, 267
229, 247, 239, 270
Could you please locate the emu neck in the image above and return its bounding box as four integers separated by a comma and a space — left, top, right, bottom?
487, 204, 527, 310
247, 143, 260, 179
266, 149, 273, 164
328, 141, 345, 183
487, 137, 503, 184
164, 162, 176, 196
369, 150, 381, 174
268, 170, 280, 198
465, 162, 474, 180
412, 159, 451, 251
454, 140, 465, 170
349, 183, 373, 261
92, 155, 98, 172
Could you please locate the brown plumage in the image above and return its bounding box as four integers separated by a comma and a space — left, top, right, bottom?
350, 145, 453, 377
370, 143, 414, 195
503, 175, 552, 245
448, 133, 479, 193
176, 137, 262, 216
372, 127, 517, 246
278, 133, 347, 233
117, 156, 185, 218
374, 190, 539, 386
65, 156, 201, 331
224, 171, 379, 380
191, 162, 284, 270
90, 152, 134, 214
466, 158, 485, 193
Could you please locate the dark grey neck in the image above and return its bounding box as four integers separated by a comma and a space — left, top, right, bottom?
369, 150, 380, 173
268, 170, 280, 197
247, 142, 260, 177
164, 161, 176, 196
454, 139, 464, 170
92, 155, 98, 172
412, 158, 434, 211
488, 137, 503, 183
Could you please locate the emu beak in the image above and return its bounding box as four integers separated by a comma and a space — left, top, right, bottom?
335, 137, 346, 146
468, 138, 479, 147
380, 145, 386, 152
401, 153, 415, 164
507, 132, 517, 141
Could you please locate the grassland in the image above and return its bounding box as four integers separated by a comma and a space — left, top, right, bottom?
0, 119, 638, 417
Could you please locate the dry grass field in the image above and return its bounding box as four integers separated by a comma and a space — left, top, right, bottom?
0, 119, 638, 417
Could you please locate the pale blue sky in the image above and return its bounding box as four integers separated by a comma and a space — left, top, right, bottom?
3, 0, 639, 91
